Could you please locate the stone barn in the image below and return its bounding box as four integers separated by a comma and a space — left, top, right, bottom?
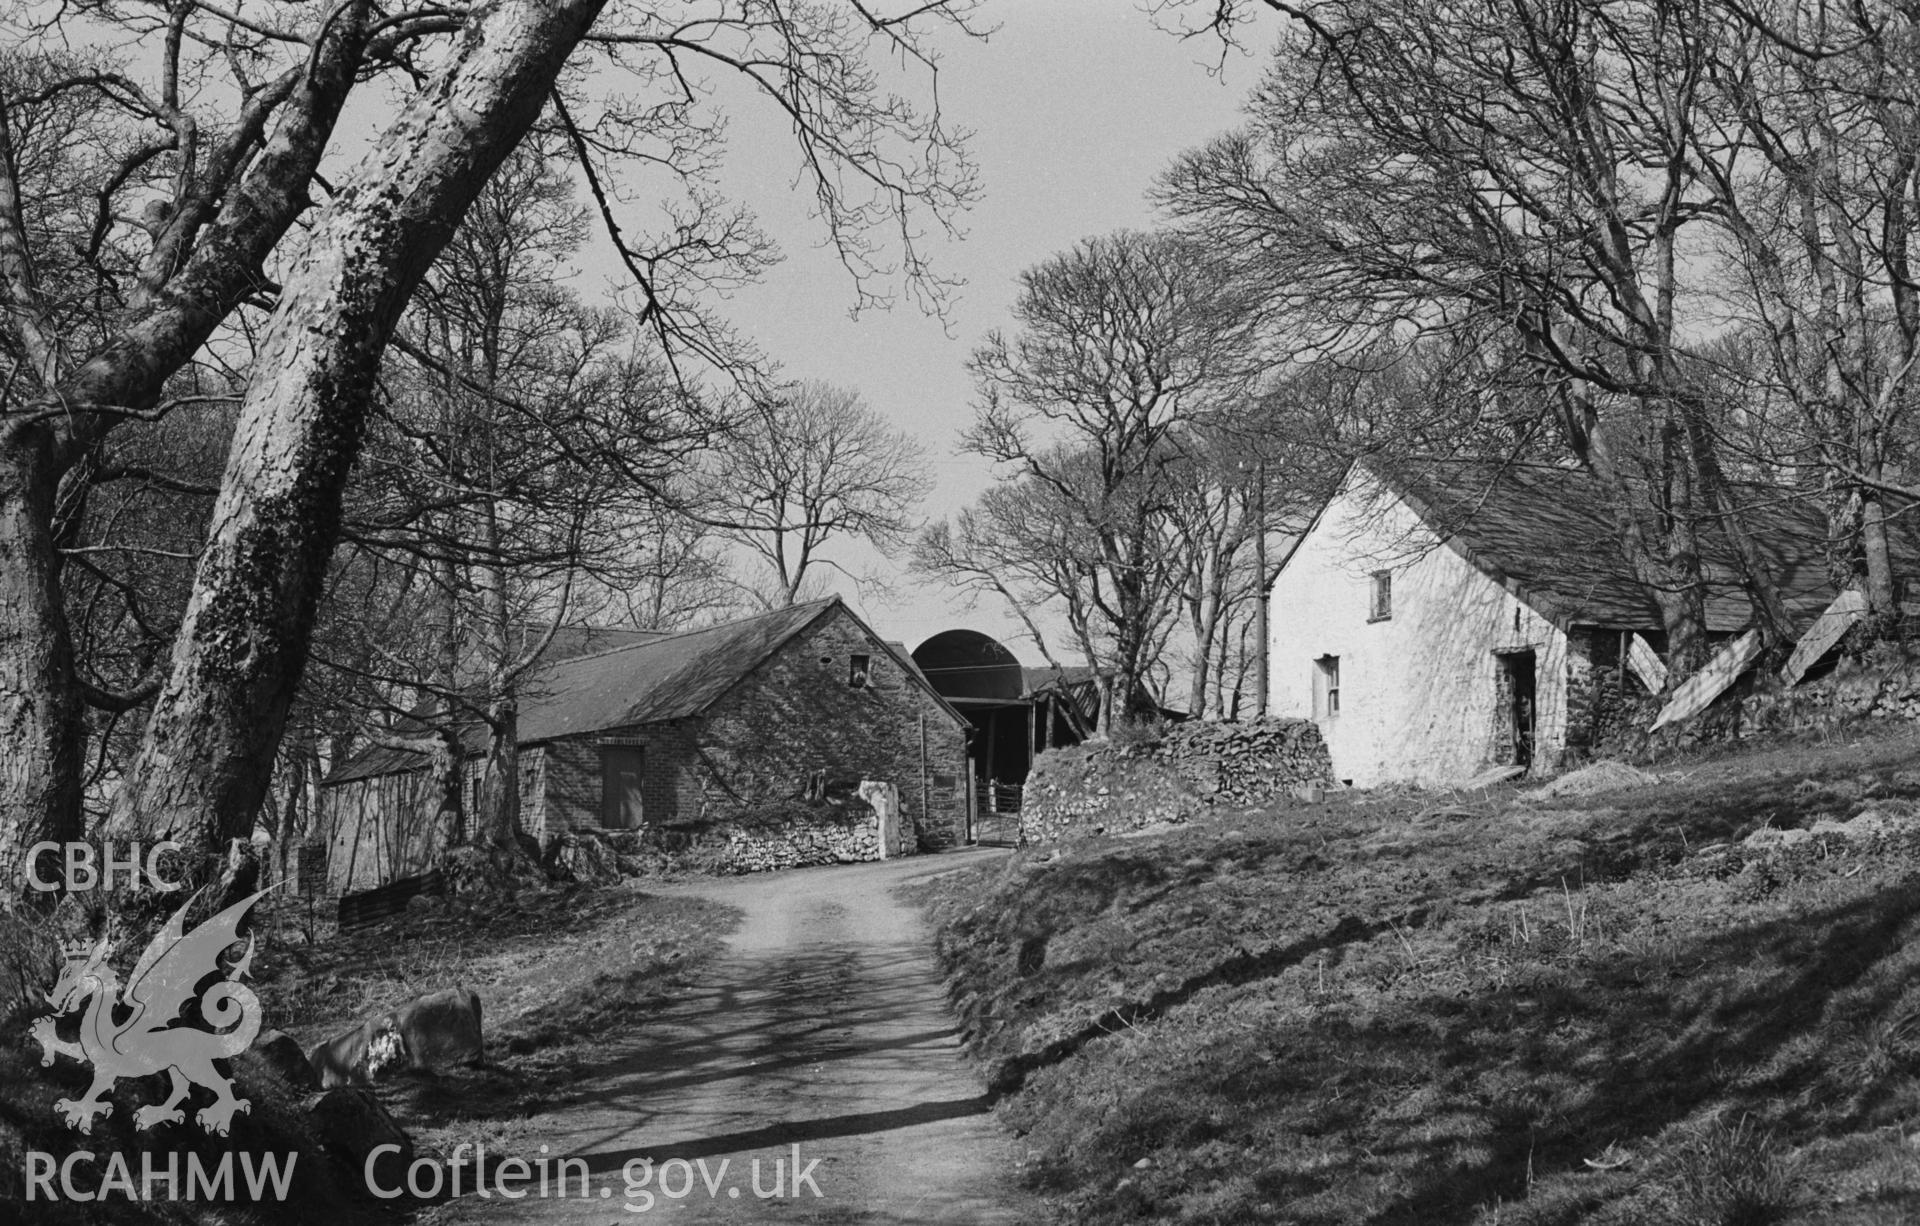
1270, 458, 1855, 787
320, 597, 971, 889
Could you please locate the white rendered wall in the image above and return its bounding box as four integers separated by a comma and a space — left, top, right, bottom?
1269, 472, 1568, 786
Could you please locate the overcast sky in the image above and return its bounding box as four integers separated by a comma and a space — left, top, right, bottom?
674, 5, 1272, 661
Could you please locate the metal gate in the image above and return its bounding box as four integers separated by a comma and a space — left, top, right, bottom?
974, 779, 1022, 847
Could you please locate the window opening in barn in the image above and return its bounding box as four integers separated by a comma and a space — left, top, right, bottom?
1313, 655, 1341, 718
600, 746, 645, 829
849, 653, 872, 688
1369, 571, 1392, 621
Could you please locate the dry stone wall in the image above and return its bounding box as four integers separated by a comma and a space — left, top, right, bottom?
1739, 659, 1920, 734
572, 803, 888, 876
1020, 718, 1334, 845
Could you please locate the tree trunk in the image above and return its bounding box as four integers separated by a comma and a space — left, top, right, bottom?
1547, 354, 1712, 680
1676, 392, 1794, 648
1861, 484, 1899, 617
1590, 405, 1711, 677
1187, 597, 1213, 718
105, 0, 608, 860
1652, 425, 1713, 676
479, 704, 522, 850
0, 4, 370, 870
477, 497, 526, 849
0, 427, 84, 882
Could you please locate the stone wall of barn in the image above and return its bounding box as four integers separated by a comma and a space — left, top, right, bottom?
695, 606, 969, 849
525, 604, 970, 869
526, 739, 594, 839
1562, 629, 1660, 760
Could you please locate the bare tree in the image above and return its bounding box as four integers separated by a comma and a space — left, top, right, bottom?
1690, 2, 1920, 625
913, 472, 1181, 733
322, 137, 722, 858
704, 381, 929, 608
0, 0, 983, 883
942, 230, 1266, 726
0, 4, 380, 879
1160, 0, 1804, 677
577, 501, 738, 632
1163, 421, 1325, 718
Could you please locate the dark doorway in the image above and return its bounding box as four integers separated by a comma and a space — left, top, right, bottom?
600, 746, 645, 828
1498, 650, 1538, 770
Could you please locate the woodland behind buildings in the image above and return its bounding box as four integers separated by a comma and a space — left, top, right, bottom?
3, 0, 1919, 894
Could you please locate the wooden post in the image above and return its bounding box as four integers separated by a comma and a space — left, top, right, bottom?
984, 709, 998, 793
1026, 701, 1036, 774
964, 757, 976, 845
343, 785, 364, 894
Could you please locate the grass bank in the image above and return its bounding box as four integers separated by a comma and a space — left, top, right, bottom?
1, 879, 737, 1224
920, 723, 1920, 1225
259, 881, 739, 1160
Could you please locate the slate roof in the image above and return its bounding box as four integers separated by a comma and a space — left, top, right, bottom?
522, 623, 670, 661
1355, 457, 1887, 634
440, 623, 669, 691
327, 598, 946, 785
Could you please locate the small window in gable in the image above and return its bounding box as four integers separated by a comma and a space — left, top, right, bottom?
1369, 571, 1393, 621
849, 653, 872, 689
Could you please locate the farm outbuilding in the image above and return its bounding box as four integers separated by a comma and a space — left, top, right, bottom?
1270, 458, 1875, 787
320, 598, 972, 890
908, 629, 1106, 813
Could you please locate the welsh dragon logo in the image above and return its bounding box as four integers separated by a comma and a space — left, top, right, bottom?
32, 889, 269, 1136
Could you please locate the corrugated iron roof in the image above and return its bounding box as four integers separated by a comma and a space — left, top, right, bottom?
1358, 457, 1893, 633
324, 740, 441, 785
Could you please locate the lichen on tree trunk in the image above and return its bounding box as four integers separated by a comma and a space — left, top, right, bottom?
106, 0, 608, 861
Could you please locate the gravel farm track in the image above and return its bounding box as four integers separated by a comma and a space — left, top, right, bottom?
426, 848, 1043, 1225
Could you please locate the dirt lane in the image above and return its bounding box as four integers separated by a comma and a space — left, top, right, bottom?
428, 849, 1042, 1224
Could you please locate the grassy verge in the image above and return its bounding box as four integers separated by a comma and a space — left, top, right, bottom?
920, 722, 1920, 1225
257, 882, 738, 1157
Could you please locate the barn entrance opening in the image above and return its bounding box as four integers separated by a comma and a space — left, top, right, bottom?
1495, 649, 1538, 771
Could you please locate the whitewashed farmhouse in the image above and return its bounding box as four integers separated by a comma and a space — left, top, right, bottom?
1269, 459, 1847, 786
